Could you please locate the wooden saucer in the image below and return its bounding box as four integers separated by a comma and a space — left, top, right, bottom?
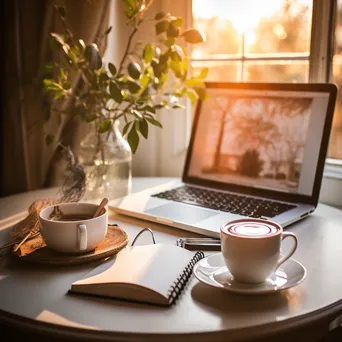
15, 225, 129, 266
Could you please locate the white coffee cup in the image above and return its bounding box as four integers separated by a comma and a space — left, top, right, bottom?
39, 202, 108, 253
220, 218, 297, 284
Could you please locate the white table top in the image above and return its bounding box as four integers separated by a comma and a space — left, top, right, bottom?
1, 177, 342, 342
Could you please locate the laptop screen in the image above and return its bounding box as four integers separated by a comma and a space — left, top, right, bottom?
184, 82, 337, 203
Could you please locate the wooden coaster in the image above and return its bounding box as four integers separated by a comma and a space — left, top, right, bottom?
14, 225, 129, 266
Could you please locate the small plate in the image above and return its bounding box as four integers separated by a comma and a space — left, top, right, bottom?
193, 253, 307, 295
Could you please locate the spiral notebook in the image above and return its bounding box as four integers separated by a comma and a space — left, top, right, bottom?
69, 244, 204, 306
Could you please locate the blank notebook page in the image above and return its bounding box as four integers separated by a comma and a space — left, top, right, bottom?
72, 244, 197, 298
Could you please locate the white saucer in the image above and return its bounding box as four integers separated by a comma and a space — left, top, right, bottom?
193, 253, 307, 295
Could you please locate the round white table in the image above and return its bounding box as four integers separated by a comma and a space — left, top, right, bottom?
0, 177, 342, 342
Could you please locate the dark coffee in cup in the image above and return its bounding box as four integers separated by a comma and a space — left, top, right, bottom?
39, 202, 108, 253
53, 214, 93, 222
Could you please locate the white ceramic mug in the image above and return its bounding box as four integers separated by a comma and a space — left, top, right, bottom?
220, 218, 297, 284
39, 202, 108, 253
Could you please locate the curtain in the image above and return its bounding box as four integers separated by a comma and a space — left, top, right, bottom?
0, 0, 110, 196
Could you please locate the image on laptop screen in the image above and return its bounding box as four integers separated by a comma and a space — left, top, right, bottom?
188, 86, 331, 196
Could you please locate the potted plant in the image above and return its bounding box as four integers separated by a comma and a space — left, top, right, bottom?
43, 0, 208, 200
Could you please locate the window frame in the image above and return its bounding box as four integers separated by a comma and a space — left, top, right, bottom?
310, 0, 342, 208
155, 0, 341, 208
189, 0, 341, 205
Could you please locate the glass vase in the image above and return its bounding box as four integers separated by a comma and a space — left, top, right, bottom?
77, 121, 132, 201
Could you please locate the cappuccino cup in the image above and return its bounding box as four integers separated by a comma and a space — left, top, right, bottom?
220, 218, 297, 284
39, 202, 108, 253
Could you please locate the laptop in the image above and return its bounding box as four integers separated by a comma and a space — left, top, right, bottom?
110, 82, 338, 238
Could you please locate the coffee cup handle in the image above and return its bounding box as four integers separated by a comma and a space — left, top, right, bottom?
276, 232, 298, 269
78, 224, 87, 251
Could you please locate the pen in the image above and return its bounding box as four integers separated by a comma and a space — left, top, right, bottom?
176, 237, 221, 251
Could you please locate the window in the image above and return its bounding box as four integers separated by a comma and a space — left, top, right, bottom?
191, 0, 341, 162
137, 0, 341, 206
192, 0, 312, 82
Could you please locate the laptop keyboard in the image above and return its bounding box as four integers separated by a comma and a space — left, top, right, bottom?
151, 186, 296, 218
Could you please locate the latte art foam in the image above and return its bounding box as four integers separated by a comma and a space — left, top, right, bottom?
224, 221, 280, 238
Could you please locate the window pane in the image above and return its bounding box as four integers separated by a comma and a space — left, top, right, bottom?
329, 1, 342, 159
192, 0, 312, 59
191, 16, 239, 58
247, 2, 312, 55
192, 61, 239, 82
244, 61, 309, 82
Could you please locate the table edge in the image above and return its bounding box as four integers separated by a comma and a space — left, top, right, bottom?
1, 299, 342, 342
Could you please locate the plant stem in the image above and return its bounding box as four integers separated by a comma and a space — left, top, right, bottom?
113, 102, 134, 121
118, 26, 139, 74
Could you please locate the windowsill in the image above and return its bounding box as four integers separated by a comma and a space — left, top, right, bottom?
321, 159, 342, 209
324, 158, 342, 179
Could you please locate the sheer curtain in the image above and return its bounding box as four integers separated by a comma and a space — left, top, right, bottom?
0, 0, 110, 196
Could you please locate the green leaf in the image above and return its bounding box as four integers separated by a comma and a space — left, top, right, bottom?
109, 82, 123, 103
43, 79, 62, 90
127, 81, 141, 94
128, 61, 141, 79
84, 44, 102, 70
50, 33, 66, 46
140, 74, 150, 88
146, 117, 163, 128
173, 45, 184, 59
103, 26, 112, 35
169, 60, 181, 77
184, 78, 206, 87
98, 120, 112, 133
155, 20, 169, 35
122, 0, 139, 19
127, 125, 139, 154
85, 113, 97, 122
154, 11, 168, 20
134, 120, 140, 133
171, 51, 181, 62
154, 104, 165, 109
172, 104, 185, 109
108, 63, 117, 76
171, 17, 184, 27
163, 37, 175, 47
53, 90, 64, 100
67, 50, 77, 64
132, 109, 143, 119
49, 36, 60, 50
198, 67, 209, 79
78, 39, 85, 51
45, 134, 55, 145
167, 23, 179, 38
180, 29, 206, 44
159, 52, 170, 65
144, 105, 156, 114
186, 90, 198, 105
99, 73, 109, 82
194, 87, 208, 100
143, 44, 154, 64
63, 81, 71, 90
122, 121, 132, 136
139, 119, 148, 139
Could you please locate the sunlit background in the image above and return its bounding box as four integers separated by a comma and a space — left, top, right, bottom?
191, 0, 342, 160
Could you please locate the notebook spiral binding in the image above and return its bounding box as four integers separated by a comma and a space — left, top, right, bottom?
167, 251, 205, 305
